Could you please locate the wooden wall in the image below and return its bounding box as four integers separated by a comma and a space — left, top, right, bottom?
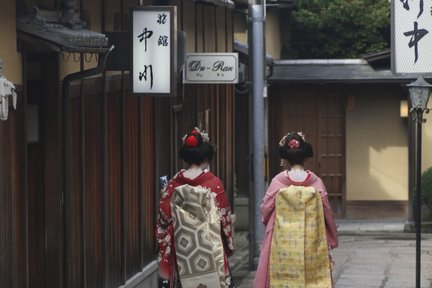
0, 88, 27, 288
64, 76, 155, 288
0, 74, 155, 288
0, 1, 235, 288
156, 3, 235, 201
268, 86, 346, 216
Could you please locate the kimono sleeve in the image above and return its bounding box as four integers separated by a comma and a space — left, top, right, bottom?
261, 177, 283, 226
155, 181, 176, 280
213, 181, 235, 256
316, 178, 338, 249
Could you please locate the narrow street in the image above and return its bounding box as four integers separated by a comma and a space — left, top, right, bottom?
231, 232, 432, 287
2, 1, 432, 287
333, 234, 432, 288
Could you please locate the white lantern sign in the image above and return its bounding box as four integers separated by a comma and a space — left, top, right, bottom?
131, 6, 177, 96
391, 0, 432, 75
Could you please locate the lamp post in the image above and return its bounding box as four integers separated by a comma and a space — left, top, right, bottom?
407, 76, 432, 288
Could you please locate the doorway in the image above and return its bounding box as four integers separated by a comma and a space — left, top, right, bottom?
268, 87, 346, 216
25, 52, 62, 288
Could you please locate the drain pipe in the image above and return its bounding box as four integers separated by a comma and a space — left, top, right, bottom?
62, 46, 114, 285
248, 4, 266, 269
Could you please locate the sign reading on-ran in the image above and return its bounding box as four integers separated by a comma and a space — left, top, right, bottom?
391, 0, 432, 75
183, 53, 238, 84
131, 6, 177, 96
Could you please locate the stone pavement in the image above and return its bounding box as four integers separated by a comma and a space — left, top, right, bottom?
336, 219, 405, 234
332, 234, 432, 288
229, 220, 432, 288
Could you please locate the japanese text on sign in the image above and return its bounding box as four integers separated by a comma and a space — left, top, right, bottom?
132, 8, 175, 94
392, 0, 432, 74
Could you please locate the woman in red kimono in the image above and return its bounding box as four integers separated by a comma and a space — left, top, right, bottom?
253, 132, 338, 288
156, 128, 235, 288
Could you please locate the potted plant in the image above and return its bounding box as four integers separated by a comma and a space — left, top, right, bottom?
421, 167, 432, 223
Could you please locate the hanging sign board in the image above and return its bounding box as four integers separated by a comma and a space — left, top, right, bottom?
131, 6, 177, 96
183, 53, 239, 84
391, 0, 432, 75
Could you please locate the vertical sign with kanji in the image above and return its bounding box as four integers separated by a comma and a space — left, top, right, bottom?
392, 0, 432, 75
131, 6, 177, 96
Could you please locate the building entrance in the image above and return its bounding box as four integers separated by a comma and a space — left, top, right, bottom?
268, 88, 346, 216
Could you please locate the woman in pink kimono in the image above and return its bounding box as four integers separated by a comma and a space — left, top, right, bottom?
156, 128, 235, 288
254, 132, 338, 288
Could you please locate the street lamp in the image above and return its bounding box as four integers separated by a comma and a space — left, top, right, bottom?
407, 76, 432, 288
408, 76, 432, 113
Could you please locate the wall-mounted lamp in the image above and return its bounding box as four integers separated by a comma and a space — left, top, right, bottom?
400, 100, 409, 118
0, 59, 17, 121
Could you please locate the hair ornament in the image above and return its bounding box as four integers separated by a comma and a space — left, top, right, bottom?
288, 139, 300, 149
279, 132, 306, 147
180, 127, 214, 164
184, 135, 199, 147
182, 127, 210, 145
297, 132, 306, 141
279, 135, 288, 147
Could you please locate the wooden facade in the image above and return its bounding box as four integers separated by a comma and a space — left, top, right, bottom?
0, 88, 27, 288
155, 3, 235, 199
0, 1, 235, 287
268, 86, 346, 216
63, 76, 156, 288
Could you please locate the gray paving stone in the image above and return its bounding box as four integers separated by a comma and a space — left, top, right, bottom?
230, 222, 432, 288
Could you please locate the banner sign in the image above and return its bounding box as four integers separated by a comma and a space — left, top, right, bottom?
131, 6, 177, 96
391, 0, 432, 75
183, 53, 239, 84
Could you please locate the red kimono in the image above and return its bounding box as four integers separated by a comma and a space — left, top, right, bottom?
156, 170, 234, 288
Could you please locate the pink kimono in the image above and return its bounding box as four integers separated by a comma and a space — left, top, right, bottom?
253, 171, 338, 288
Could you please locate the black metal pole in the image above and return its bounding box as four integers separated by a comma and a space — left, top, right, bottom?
415, 110, 422, 288
407, 76, 431, 288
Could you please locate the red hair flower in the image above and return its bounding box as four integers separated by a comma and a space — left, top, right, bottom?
184, 135, 198, 147
288, 139, 300, 149
182, 127, 210, 145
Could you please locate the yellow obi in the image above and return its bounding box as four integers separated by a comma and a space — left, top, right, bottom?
270, 186, 332, 288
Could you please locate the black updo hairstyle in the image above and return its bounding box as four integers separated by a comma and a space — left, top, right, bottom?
179, 130, 214, 165
279, 132, 314, 166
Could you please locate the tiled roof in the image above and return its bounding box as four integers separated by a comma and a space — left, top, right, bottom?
17, 8, 109, 53
269, 59, 419, 84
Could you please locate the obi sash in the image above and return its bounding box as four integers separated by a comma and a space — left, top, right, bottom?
171, 184, 225, 288
270, 186, 332, 288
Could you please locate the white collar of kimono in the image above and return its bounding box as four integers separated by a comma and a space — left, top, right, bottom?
287, 167, 308, 182
182, 167, 209, 180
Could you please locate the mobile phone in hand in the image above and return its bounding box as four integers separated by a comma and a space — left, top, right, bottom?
160, 175, 169, 189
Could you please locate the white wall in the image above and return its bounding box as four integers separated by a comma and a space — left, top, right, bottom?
346, 86, 409, 201
265, 9, 281, 59
0, 0, 22, 84
422, 106, 432, 172
233, 9, 282, 59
